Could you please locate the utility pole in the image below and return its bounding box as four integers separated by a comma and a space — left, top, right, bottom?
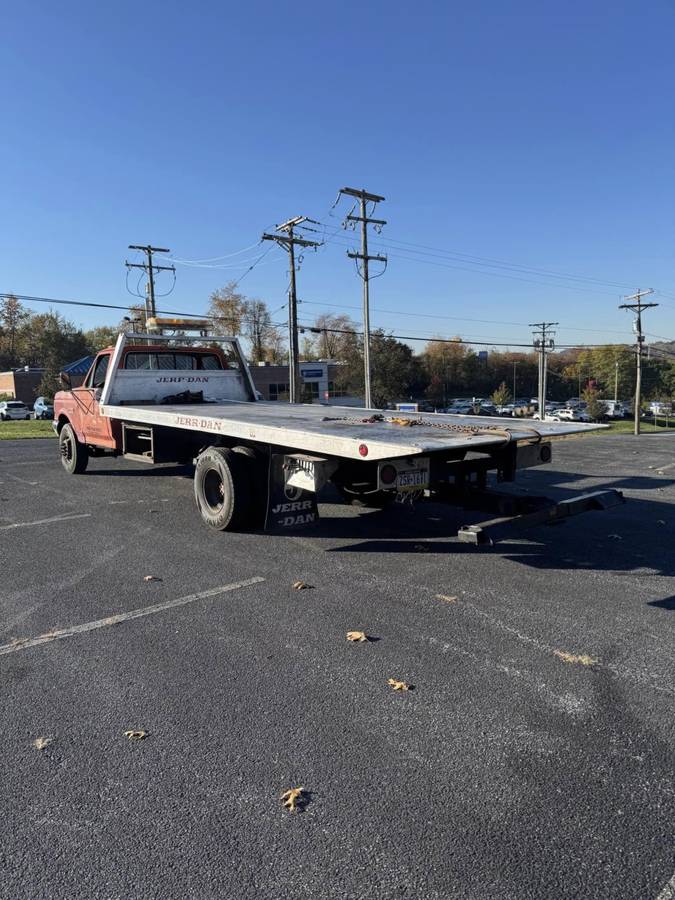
125, 245, 175, 320
512, 361, 518, 402
614, 360, 619, 404
619, 289, 657, 435
530, 322, 558, 419
339, 187, 387, 409
262, 218, 321, 403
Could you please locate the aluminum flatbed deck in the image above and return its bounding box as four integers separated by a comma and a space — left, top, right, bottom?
100, 400, 602, 461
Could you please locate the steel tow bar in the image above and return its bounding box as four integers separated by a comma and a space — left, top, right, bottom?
457, 489, 626, 546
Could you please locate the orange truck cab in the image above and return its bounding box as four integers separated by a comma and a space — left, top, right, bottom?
54, 343, 231, 456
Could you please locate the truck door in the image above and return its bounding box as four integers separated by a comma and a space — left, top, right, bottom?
78, 353, 115, 448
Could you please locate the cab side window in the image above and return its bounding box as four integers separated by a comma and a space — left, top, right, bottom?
90, 355, 110, 389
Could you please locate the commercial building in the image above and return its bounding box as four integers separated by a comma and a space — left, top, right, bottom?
251, 360, 361, 405
0, 356, 94, 404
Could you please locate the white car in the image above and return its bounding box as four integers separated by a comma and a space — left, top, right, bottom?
0, 400, 30, 420
551, 407, 592, 422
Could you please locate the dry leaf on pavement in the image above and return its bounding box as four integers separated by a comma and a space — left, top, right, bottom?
33, 737, 53, 750
388, 678, 411, 691
554, 650, 597, 667
436, 594, 458, 603
346, 630, 369, 642
292, 581, 312, 590
124, 730, 149, 741
144, 575, 161, 582
280, 787, 305, 812
607, 534, 622, 541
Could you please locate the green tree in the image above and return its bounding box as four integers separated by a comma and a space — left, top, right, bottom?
0, 295, 30, 366
208, 282, 246, 335
582, 385, 606, 420
491, 381, 512, 406
84, 325, 120, 353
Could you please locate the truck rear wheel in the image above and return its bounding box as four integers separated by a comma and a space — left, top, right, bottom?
59, 423, 89, 474
194, 446, 252, 531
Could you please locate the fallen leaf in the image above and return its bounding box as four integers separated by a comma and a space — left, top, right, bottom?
657, 519, 666, 525
413, 544, 429, 553
124, 730, 148, 741
436, 594, 458, 603
292, 581, 312, 590
607, 534, 622, 541
388, 678, 411, 691
33, 736, 53, 750
144, 575, 161, 582
280, 786, 305, 812
554, 650, 597, 667
346, 630, 369, 642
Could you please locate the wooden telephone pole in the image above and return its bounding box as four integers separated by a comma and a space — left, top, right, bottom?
125, 245, 175, 319
339, 187, 387, 409
619, 289, 657, 435
530, 322, 558, 419
262, 218, 321, 403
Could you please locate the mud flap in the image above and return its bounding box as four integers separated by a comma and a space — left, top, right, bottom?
265, 453, 319, 531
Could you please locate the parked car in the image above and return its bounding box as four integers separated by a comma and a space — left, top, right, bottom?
551, 408, 592, 422
33, 396, 54, 420
0, 400, 30, 420
649, 401, 672, 416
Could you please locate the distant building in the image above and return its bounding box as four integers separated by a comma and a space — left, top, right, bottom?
0, 367, 45, 404
251, 360, 362, 405
0, 356, 95, 404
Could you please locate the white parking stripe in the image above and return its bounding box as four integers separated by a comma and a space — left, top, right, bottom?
0, 513, 92, 531
657, 872, 675, 900
0, 576, 265, 656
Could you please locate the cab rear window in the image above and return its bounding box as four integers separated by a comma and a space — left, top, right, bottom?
123, 352, 224, 370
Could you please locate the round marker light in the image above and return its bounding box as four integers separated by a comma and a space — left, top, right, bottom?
358, 443, 369, 457
380, 464, 397, 485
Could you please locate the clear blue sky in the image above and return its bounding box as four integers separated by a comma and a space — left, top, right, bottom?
2, 0, 675, 349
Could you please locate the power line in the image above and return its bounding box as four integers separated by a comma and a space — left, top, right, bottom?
302, 220, 640, 292
296, 298, 633, 336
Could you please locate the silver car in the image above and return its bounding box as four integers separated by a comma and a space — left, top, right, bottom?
0, 400, 30, 420
33, 396, 54, 420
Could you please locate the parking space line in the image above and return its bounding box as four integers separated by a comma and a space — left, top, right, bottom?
657, 872, 675, 900
0, 576, 265, 656
0, 513, 92, 531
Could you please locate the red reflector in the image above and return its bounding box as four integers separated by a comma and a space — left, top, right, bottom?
380, 464, 396, 484
358, 443, 369, 457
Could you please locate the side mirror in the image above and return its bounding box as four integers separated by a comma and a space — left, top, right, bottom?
59, 372, 72, 390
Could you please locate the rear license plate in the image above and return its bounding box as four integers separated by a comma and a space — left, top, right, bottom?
396, 468, 429, 492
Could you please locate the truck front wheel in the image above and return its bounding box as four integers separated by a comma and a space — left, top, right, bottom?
194, 446, 252, 531
59, 423, 89, 474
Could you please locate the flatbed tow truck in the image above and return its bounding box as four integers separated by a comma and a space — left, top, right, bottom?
53, 327, 624, 542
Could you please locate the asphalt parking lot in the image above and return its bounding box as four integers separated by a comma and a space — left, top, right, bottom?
1, 434, 674, 900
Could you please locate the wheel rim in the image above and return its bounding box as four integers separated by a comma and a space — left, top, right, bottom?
61, 434, 73, 463
203, 468, 225, 512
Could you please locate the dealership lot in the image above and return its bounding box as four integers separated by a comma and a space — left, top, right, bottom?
1, 435, 674, 900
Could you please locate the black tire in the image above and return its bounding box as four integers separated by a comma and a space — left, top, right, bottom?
59, 423, 89, 474
194, 446, 252, 531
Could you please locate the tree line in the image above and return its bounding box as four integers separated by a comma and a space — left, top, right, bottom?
2, 288, 675, 407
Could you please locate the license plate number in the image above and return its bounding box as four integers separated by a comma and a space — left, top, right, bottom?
396, 469, 429, 491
